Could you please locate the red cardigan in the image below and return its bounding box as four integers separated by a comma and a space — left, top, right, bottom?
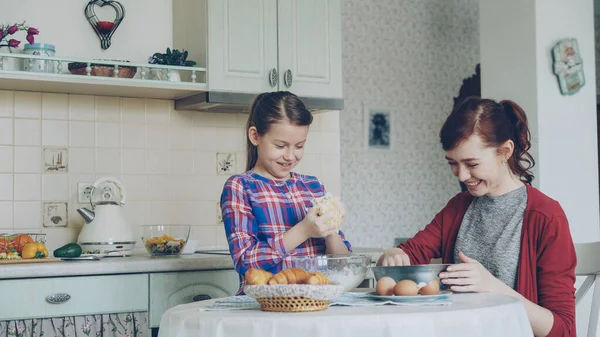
400, 185, 577, 337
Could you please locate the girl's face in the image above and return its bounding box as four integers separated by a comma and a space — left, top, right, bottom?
249, 120, 308, 180
445, 134, 517, 197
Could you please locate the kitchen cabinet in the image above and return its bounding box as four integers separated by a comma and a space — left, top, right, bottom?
148, 269, 239, 328
276, 0, 343, 98
0, 274, 148, 321
207, 0, 278, 94
0, 270, 238, 329
177, 0, 343, 99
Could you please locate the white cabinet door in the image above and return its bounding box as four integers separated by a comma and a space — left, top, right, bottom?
208, 0, 279, 94
277, 0, 343, 99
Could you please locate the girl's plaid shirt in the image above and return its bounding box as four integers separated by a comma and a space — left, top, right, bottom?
221, 170, 352, 294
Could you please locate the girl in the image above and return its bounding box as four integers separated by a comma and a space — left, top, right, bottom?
221, 91, 352, 294
377, 97, 576, 337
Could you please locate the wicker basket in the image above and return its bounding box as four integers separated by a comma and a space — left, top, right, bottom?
68, 62, 137, 78
256, 296, 330, 312
245, 284, 344, 313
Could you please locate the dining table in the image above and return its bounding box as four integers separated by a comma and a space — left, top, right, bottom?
157, 291, 534, 337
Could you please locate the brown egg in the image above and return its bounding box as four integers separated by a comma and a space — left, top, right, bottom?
419, 280, 440, 295
375, 276, 396, 296
393, 279, 419, 296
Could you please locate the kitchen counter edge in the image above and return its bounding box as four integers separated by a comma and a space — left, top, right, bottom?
0, 247, 385, 280
0, 254, 235, 280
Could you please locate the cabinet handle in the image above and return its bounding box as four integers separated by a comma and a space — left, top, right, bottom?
46, 293, 71, 304
283, 69, 293, 88
268, 68, 278, 87
193, 294, 212, 302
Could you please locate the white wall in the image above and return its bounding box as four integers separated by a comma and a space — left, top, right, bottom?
535, 0, 600, 243
479, 0, 540, 183
3, 0, 172, 62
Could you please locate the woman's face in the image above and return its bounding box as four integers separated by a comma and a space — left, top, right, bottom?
249, 120, 308, 180
445, 134, 514, 197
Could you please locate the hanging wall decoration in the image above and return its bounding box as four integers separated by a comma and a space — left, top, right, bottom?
552, 38, 585, 96
85, 0, 125, 50
364, 106, 393, 152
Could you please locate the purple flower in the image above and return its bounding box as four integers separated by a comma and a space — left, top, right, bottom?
26, 34, 34, 45
7, 25, 18, 35
27, 27, 39, 35
8, 39, 20, 48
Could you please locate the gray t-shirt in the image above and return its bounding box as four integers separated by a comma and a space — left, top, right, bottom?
454, 185, 527, 289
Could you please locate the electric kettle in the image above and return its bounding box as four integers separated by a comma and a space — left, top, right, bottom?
76, 177, 135, 256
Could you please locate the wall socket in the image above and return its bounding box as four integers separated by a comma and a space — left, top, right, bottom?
77, 182, 93, 203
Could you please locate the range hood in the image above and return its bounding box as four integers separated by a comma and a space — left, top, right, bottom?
174, 91, 344, 113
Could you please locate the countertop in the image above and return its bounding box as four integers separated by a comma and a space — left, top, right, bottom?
0, 253, 235, 280
0, 247, 384, 280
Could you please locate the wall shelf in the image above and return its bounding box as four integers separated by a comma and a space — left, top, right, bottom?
0, 53, 207, 100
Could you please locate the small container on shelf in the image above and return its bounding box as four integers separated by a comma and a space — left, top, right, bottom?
23, 43, 56, 73
68, 60, 137, 78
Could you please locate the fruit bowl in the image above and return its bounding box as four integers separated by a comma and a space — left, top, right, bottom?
289, 254, 371, 291
141, 225, 190, 257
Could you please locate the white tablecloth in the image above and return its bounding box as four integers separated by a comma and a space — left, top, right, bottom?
158, 293, 533, 337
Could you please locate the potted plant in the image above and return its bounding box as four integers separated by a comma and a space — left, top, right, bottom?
148, 48, 196, 82
0, 21, 39, 71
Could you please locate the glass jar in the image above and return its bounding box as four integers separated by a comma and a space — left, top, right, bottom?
23, 43, 56, 73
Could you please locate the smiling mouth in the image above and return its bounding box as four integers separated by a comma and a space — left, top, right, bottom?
278, 162, 293, 168
465, 180, 481, 188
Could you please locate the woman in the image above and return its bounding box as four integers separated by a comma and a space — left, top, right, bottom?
377, 97, 576, 337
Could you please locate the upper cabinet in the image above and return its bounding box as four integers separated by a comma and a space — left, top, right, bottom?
207, 0, 279, 94
199, 0, 343, 99
276, 0, 342, 99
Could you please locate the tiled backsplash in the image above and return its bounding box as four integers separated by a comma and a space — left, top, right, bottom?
0, 90, 341, 253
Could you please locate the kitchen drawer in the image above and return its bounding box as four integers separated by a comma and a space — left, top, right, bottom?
0, 274, 148, 320
149, 269, 238, 328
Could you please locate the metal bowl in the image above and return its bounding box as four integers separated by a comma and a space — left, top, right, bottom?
289, 254, 372, 291
371, 264, 451, 290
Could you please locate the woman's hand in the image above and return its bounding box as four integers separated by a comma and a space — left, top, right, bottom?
439, 252, 507, 293
376, 248, 411, 266
300, 207, 339, 239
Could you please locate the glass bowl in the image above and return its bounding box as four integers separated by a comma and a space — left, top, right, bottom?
141, 225, 191, 257
289, 254, 372, 291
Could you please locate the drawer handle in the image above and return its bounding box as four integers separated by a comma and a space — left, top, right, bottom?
192, 294, 212, 302
46, 293, 71, 304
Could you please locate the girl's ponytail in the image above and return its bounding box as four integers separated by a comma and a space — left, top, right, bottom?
500, 100, 535, 184
245, 93, 265, 171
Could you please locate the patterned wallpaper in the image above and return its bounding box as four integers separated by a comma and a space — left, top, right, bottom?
339, 0, 480, 248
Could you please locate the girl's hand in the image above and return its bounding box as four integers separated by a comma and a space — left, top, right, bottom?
376, 248, 411, 266
439, 252, 506, 293
300, 207, 339, 239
